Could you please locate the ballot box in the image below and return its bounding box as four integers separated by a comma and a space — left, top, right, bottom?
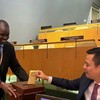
8, 81, 44, 100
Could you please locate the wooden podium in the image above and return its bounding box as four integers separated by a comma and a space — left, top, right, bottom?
8, 81, 44, 100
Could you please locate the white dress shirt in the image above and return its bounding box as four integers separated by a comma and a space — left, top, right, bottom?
85, 81, 100, 100
48, 76, 52, 83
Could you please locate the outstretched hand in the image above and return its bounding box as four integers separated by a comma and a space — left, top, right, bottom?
36, 70, 49, 81
0, 82, 17, 98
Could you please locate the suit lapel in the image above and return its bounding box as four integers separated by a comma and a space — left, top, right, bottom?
78, 75, 93, 100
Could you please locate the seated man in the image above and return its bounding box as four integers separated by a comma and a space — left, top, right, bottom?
36, 47, 100, 100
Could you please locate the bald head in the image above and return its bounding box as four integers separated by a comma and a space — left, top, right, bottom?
0, 20, 10, 42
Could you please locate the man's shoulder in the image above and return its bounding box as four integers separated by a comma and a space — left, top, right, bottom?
4, 41, 14, 49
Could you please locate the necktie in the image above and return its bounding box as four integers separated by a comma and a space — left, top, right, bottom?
91, 84, 99, 100
0, 45, 3, 65
0, 45, 2, 59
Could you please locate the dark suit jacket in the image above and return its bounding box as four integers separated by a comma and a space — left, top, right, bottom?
0, 42, 28, 97
51, 73, 93, 100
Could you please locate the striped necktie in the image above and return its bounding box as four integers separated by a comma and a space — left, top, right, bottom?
91, 84, 99, 100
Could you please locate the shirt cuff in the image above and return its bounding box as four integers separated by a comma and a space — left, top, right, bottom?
48, 76, 53, 83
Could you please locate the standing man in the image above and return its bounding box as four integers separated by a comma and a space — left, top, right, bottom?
36, 47, 100, 100
0, 20, 28, 99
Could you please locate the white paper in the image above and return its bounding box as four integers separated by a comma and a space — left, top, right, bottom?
27, 70, 38, 84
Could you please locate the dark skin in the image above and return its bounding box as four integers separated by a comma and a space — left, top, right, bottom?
0, 21, 17, 98
0, 22, 9, 42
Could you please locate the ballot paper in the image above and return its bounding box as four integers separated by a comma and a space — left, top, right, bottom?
27, 70, 38, 84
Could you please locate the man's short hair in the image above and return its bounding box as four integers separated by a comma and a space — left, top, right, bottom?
0, 19, 9, 34
87, 47, 100, 66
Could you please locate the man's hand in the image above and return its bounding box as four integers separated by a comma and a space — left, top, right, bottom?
36, 70, 49, 81
0, 82, 17, 98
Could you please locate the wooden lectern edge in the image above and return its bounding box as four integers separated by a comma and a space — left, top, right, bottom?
13, 39, 95, 46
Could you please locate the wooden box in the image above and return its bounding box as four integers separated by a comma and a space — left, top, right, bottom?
8, 81, 44, 100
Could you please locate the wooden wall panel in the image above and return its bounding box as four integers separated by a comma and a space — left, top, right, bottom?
8, 46, 96, 79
